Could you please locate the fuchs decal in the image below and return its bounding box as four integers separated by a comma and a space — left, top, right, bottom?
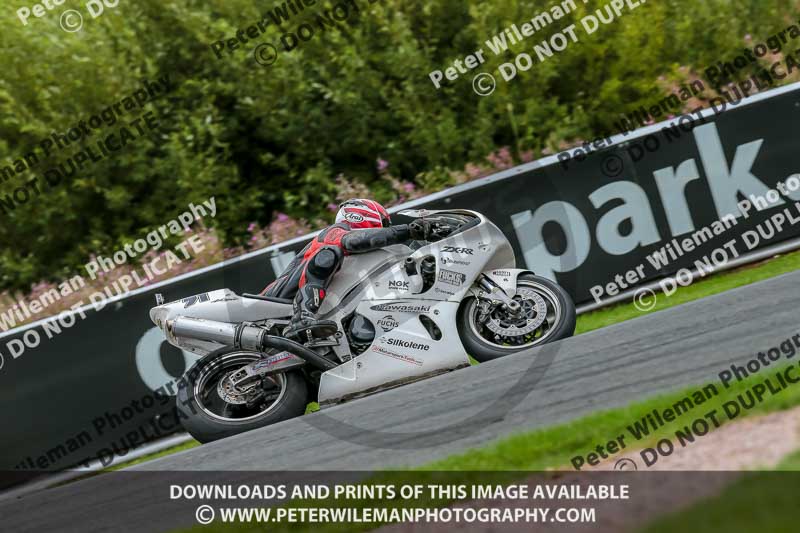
370, 302, 431, 313
442, 246, 474, 255
438, 269, 466, 286
376, 315, 399, 332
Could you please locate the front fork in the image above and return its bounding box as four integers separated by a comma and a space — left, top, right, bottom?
475, 275, 521, 321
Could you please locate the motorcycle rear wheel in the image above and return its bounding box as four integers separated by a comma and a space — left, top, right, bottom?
176, 348, 308, 443
457, 273, 576, 362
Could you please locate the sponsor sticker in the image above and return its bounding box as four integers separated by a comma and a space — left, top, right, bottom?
440, 256, 470, 266
371, 345, 424, 366
383, 337, 431, 351
370, 302, 431, 313
442, 246, 474, 255
182, 292, 210, 308
438, 269, 466, 286
376, 315, 398, 332
253, 352, 293, 370
344, 212, 364, 223
388, 280, 410, 291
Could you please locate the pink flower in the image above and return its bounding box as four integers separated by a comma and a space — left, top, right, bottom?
745, 34, 752, 41
402, 182, 416, 193
247, 222, 257, 232
277, 213, 289, 222
251, 236, 258, 242
376, 158, 389, 172
327, 203, 338, 212
465, 163, 482, 178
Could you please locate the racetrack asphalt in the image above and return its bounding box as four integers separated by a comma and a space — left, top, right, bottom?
3, 269, 799, 532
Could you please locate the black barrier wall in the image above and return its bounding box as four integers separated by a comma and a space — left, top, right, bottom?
3, 82, 800, 473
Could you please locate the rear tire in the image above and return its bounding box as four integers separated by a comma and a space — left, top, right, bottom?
176, 348, 308, 443
457, 273, 576, 362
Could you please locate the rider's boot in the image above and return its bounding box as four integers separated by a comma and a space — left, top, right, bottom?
283, 285, 338, 342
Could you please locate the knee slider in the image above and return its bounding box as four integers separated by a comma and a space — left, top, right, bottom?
308, 247, 342, 278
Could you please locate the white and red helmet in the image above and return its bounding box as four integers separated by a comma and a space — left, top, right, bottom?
335, 199, 391, 229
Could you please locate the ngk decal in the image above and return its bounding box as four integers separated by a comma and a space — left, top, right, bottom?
388, 280, 409, 291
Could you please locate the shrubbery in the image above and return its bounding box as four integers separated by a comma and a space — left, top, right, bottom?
0, 0, 796, 291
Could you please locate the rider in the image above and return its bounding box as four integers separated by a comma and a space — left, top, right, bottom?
262, 199, 437, 341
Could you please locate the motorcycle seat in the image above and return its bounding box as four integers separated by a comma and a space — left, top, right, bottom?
242, 293, 294, 305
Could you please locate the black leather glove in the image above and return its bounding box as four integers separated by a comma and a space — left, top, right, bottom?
409, 219, 434, 241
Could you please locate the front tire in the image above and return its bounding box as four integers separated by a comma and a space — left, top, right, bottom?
176, 348, 308, 443
457, 273, 576, 362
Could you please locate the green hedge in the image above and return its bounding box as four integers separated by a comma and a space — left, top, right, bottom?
0, 0, 795, 290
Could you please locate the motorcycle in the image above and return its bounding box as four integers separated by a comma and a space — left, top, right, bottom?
149, 209, 576, 442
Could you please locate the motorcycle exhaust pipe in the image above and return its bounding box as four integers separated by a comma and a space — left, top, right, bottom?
168, 317, 337, 371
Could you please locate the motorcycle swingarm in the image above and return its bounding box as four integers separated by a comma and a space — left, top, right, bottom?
228, 351, 306, 389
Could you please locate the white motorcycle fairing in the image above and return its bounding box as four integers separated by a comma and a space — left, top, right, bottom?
149, 289, 293, 355
150, 209, 524, 406
316, 209, 517, 405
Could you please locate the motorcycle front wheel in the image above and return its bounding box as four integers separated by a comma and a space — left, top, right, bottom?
176, 348, 308, 443
457, 273, 576, 362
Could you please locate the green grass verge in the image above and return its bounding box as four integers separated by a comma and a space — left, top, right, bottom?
639, 451, 800, 532
575, 248, 800, 335
108, 439, 200, 471
416, 248, 800, 470
424, 361, 800, 471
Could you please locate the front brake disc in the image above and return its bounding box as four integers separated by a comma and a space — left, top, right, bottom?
484, 288, 547, 337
